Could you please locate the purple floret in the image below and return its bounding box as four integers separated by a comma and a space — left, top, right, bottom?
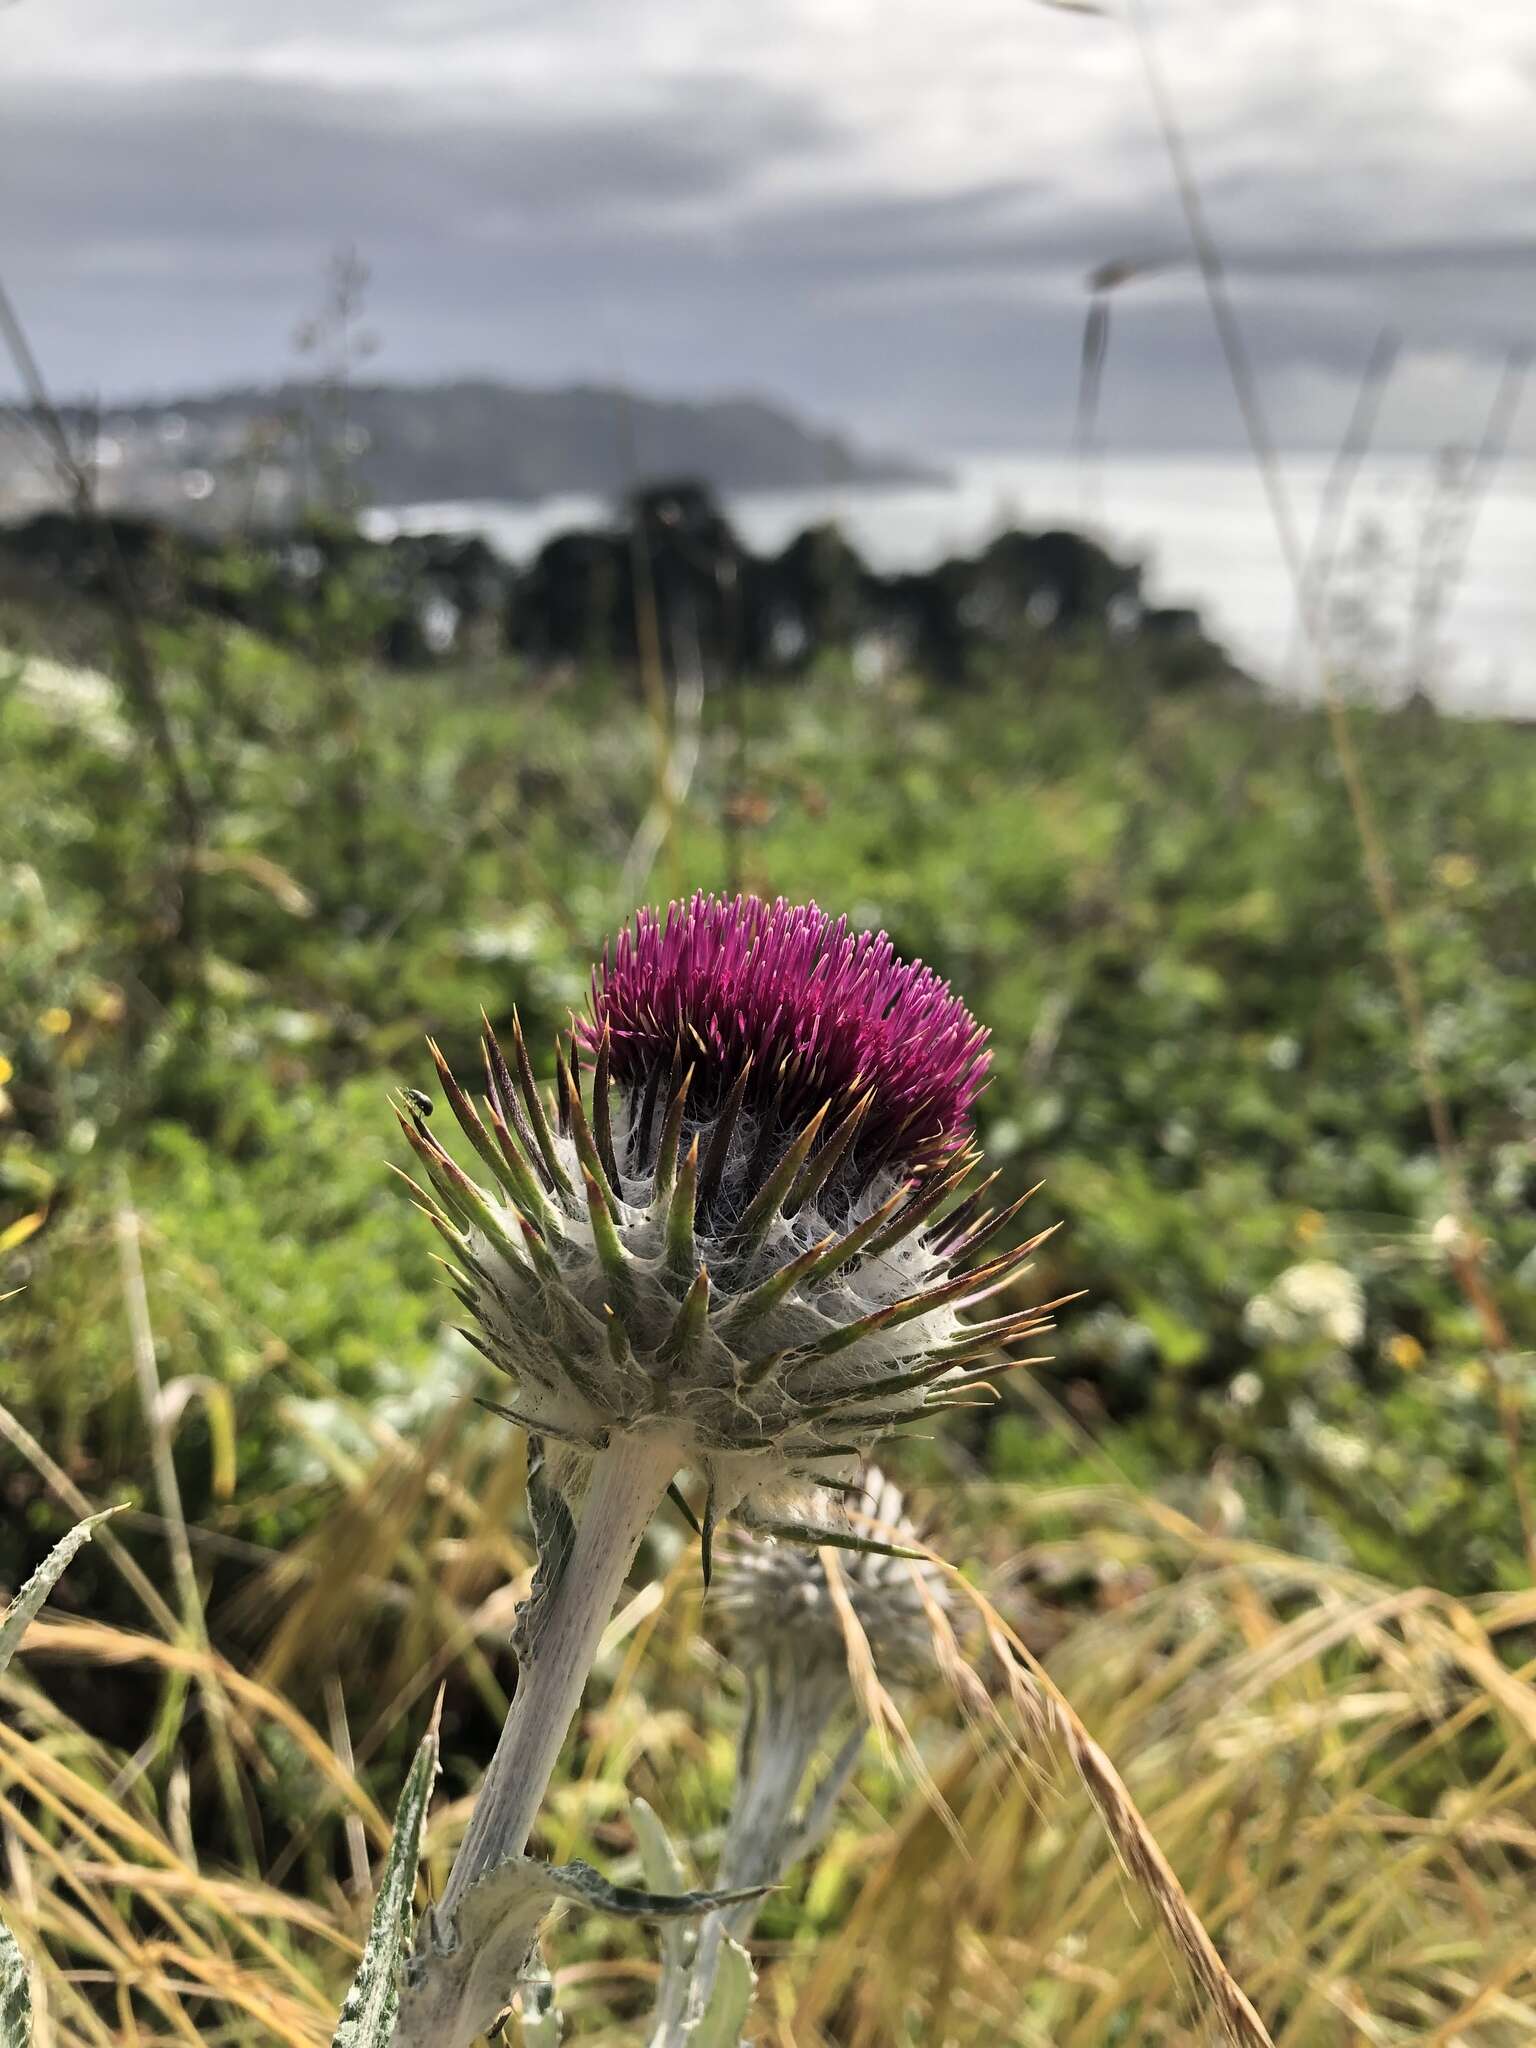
582, 892, 989, 1176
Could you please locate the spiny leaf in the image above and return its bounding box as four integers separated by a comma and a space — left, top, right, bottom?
1, 1508, 119, 1680
0, 1917, 28, 2048
474, 1399, 604, 1449
584, 1167, 637, 1321
566, 1042, 622, 1211
784, 1089, 872, 1214
701, 1481, 719, 1590
484, 1097, 558, 1234
330, 1709, 439, 2046
553, 1035, 575, 1134
508, 1011, 573, 1196
849, 1154, 976, 1267
517, 1214, 567, 1287
804, 1341, 1045, 1414
540, 1860, 765, 1921
394, 1852, 765, 2048
605, 1302, 633, 1367
717, 1232, 837, 1342
651, 1060, 694, 1199
667, 1481, 704, 1536
426, 1038, 513, 1193
735, 1505, 925, 1561
794, 1181, 917, 1290
656, 1266, 711, 1367
666, 1135, 701, 1280
684, 1933, 756, 2048
731, 1102, 830, 1253
481, 1016, 546, 1187
697, 1058, 753, 1219
955, 1208, 1058, 1270
590, 1028, 622, 1192
925, 1169, 1003, 1251
781, 1242, 1042, 1376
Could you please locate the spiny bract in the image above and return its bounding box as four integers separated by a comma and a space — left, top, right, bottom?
395, 893, 1063, 1521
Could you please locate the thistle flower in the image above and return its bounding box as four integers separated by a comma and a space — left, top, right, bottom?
398, 892, 1057, 1533
392, 894, 1060, 2046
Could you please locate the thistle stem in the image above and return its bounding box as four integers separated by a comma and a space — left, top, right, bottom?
670, 1659, 851, 2039
439, 1427, 682, 1921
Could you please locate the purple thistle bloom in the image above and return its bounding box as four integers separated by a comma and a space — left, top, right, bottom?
396, 890, 1054, 1488
583, 893, 989, 1210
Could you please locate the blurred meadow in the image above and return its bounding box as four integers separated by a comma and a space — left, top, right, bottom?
4, 1, 1536, 2043
4, 532, 1536, 2039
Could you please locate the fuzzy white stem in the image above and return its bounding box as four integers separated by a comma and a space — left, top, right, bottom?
670, 1660, 849, 2040
439, 1428, 681, 1921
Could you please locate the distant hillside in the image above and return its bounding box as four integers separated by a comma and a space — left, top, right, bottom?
4, 379, 941, 526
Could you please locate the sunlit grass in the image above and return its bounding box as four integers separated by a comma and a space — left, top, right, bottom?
7, 1350, 1536, 2044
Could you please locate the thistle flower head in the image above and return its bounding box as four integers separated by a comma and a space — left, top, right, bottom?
715, 1467, 948, 1688
582, 893, 989, 1215
396, 893, 1059, 1526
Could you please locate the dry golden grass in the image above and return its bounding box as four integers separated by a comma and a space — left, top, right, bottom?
6, 1359, 1536, 2046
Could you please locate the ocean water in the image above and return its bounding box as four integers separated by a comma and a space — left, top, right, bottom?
365, 450, 1536, 714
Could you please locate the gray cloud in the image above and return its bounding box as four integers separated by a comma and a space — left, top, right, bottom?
0, 16, 1532, 454
1, 73, 839, 257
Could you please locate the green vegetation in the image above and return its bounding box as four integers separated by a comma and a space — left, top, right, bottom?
3, 566, 1536, 2042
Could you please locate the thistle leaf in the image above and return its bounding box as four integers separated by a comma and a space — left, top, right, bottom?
701, 1481, 719, 1590
330, 1710, 439, 2047
395, 1854, 766, 2048
783, 1088, 872, 1215
666, 1136, 701, 1280
848, 1154, 975, 1266
684, 1933, 756, 2048
782, 1241, 1039, 1376
651, 1062, 695, 1199
566, 1050, 622, 1211
734, 1501, 925, 1561
507, 1012, 573, 1196
590, 1028, 622, 1191
667, 1481, 705, 1536
925, 1168, 1002, 1252
583, 1169, 637, 1327
474, 1399, 604, 1450
484, 1098, 558, 1233
481, 1015, 547, 1188
716, 1232, 836, 1341
656, 1266, 711, 1367
730, 1102, 829, 1253
426, 1039, 513, 1196
697, 1058, 754, 1218
0, 1921, 28, 2048
1, 1508, 119, 1679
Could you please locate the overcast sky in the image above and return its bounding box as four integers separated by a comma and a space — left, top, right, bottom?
2, 0, 1533, 455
